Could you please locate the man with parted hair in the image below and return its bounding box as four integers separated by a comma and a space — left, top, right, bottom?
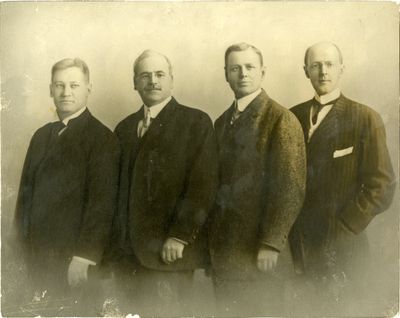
208, 42, 306, 316
289, 41, 396, 314
14, 58, 120, 315
111, 49, 218, 316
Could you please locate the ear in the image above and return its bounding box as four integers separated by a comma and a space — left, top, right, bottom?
87, 83, 92, 94
339, 64, 345, 77
49, 84, 53, 97
303, 65, 310, 79
224, 67, 228, 82
133, 76, 137, 91
170, 74, 174, 90
261, 66, 266, 79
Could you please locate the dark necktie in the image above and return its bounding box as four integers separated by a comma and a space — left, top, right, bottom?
312, 97, 339, 125
48, 121, 66, 147
52, 121, 67, 136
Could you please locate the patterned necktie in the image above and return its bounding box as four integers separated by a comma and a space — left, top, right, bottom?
230, 101, 242, 124
139, 107, 152, 137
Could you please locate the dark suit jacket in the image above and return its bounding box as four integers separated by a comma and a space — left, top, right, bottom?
113, 97, 218, 271
290, 95, 396, 277
14, 109, 120, 269
209, 90, 306, 280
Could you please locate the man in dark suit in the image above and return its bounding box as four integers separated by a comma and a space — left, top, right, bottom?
112, 50, 218, 316
14, 58, 120, 316
290, 42, 396, 314
208, 42, 306, 316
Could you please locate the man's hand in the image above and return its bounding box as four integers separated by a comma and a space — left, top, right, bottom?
67, 258, 90, 288
161, 238, 185, 264
257, 246, 279, 273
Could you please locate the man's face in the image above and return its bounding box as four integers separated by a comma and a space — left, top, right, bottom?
50, 67, 91, 119
304, 43, 344, 96
225, 49, 265, 99
134, 55, 173, 106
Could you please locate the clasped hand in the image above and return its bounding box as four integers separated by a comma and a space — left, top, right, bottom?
161, 238, 185, 264
257, 247, 279, 273
67, 258, 89, 288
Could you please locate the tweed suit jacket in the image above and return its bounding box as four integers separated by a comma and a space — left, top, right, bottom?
15, 109, 120, 268
209, 90, 306, 280
289, 95, 396, 276
113, 97, 218, 271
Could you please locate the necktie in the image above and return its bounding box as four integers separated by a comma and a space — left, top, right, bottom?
311, 97, 339, 125
48, 121, 66, 147
139, 107, 152, 137
52, 121, 67, 136
230, 101, 242, 124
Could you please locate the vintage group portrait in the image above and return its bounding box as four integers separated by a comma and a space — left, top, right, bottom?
0, 1, 398, 317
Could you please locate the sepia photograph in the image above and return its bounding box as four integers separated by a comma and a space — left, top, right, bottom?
1, 1, 398, 317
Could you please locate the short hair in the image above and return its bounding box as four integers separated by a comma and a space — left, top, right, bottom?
133, 50, 173, 78
51, 58, 90, 83
224, 43, 264, 67
304, 42, 343, 66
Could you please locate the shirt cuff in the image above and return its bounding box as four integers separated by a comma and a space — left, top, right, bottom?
259, 242, 281, 252
72, 256, 96, 266
170, 237, 189, 246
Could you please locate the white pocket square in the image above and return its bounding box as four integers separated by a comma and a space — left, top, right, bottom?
333, 146, 354, 158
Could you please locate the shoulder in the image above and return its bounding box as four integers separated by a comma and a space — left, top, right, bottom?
339, 95, 385, 129
29, 122, 53, 144
115, 111, 141, 134
86, 112, 119, 148
174, 102, 213, 126
86, 113, 113, 136
214, 107, 231, 128
290, 99, 312, 118
266, 97, 302, 128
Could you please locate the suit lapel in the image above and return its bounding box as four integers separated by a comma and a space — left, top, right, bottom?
308, 95, 347, 153
295, 101, 312, 141
232, 89, 270, 134
139, 97, 177, 148
38, 110, 90, 169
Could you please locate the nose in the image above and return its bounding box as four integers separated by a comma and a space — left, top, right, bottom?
238, 66, 249, 78
149, 73, 159, 84
320, 63, 328, 75
61, 85, 72, 96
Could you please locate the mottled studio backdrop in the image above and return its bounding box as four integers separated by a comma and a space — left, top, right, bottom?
1, 2, 398, 316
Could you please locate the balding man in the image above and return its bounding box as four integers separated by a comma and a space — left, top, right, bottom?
290, 42, 396, 313
112, 50, 218, 316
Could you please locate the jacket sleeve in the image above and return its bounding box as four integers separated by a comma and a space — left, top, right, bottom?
259, 111, 307, 252
14, 134, 37, 247
339, 110, 396, 234
167, 113, 218, 244
74, 132, 120, 263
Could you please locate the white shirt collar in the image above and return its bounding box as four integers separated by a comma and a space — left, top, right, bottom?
315, 88, 341, 105
144, 96, 172, 119
236, 88, 262, 112
55, 106, 87, 125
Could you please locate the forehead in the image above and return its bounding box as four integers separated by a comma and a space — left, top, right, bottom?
307, 45, 341, 63
226, 49, 261, 66
136, 56, 170, 73
52, 67, 86, 82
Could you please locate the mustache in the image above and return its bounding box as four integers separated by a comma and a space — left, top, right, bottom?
145, 84, 162, 90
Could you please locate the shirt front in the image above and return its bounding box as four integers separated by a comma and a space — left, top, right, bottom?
236, 88, 262, 112
53, 106, 87, 135
308, 88, 341, 140
137, 96, 172, 137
